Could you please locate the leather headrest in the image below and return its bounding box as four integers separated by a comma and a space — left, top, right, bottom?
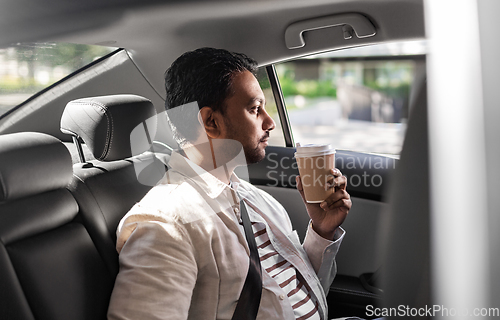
0, 132, 73, 202
60, 94, 157, 161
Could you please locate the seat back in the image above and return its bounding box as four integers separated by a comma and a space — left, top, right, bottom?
0, 132, 114, 320
60, 94, 168, 275
380, 78, 431, 314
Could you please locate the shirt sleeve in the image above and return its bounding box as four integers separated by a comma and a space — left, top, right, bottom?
302, 222, 345, 293
107, 220, 197, 320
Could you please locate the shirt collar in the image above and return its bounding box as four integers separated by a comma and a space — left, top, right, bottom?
168, 150, 240, 199
229, 174, 241, 192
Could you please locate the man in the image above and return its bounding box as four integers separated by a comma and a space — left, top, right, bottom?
108, 48, 351, 320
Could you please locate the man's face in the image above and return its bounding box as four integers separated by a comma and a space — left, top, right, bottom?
218, 70, 276, 164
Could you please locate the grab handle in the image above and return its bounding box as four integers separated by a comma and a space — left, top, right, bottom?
285, 13, 376, 49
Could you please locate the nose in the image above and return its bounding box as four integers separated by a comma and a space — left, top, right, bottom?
262, 109, 276, 132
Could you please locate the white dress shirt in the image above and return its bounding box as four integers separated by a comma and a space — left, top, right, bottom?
108, 151, 345, 320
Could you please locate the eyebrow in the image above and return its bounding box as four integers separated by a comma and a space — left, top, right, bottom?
248, 97, 266, 106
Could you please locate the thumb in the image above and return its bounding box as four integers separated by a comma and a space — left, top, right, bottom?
295, 176, 306, 201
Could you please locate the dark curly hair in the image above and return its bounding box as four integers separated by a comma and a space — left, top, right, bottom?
164, 47, 258, 147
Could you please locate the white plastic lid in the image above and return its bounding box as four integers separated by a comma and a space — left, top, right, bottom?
294, 143, 336, 157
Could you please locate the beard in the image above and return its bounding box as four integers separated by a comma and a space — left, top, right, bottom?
244, 144, 266, 164
243, 135, 269, 164
223, 119, 269, 165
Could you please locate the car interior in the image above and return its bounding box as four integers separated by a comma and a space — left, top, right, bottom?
1, 0, 500, 319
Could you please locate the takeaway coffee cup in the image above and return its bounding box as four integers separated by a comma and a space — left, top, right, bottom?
294, 143, 336, 203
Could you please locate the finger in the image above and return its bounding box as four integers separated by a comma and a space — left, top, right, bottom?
320, 190, 350, 210
330, 168, 342, 177
322, 196, 352, 212
324, 174, 334, 190
334, 175, 347, 190
295, 176, 308, 203
336, 198, 352, 213
324, 174, 347, 190
296, 175, 303, 191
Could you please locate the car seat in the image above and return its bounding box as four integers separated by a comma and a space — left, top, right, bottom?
60, 94, 168, 275
0, 132, 114, 320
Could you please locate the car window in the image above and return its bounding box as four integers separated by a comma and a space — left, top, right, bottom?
274, 40, 426, 155
256, 67, 286, 147
0, 42, 116, 117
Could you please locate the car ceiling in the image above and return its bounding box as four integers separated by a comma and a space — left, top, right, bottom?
0, 0, 424, 100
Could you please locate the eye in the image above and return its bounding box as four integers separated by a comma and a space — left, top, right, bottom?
250, 106, 260, 114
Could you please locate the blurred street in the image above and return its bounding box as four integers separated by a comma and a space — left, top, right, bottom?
292, 119, 405, 155
286, 99, 406, 155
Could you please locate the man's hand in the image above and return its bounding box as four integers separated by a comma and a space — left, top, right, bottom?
296, 168, 351, 240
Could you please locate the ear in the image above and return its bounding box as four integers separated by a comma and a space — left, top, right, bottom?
198, 107, 221, 139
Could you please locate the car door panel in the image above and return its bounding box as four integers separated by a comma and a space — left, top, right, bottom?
249, 146, 396, 200
248, 145, 393, 317
258, 184, 385, 276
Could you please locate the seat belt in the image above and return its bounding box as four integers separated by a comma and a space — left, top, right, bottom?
231, 199, 262, 320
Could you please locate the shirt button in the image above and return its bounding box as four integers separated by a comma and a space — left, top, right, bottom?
279, 294, 285, 300
234, 207, 240, 214
326, 248, 332, 253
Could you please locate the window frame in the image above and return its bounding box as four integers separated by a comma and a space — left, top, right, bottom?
266, 53, 426, 155
265, 65, 294, 148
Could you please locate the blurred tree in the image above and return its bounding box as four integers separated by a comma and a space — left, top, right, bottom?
0, 42, 113, 99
